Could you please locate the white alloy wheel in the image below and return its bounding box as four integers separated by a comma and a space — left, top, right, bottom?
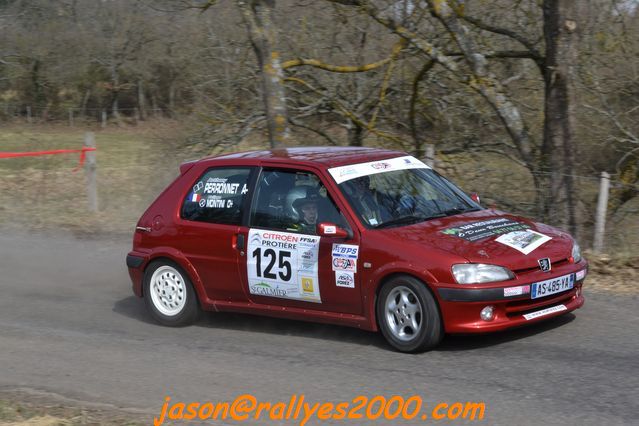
149, 265, 187, 316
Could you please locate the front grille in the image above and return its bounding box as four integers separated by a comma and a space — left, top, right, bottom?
513, 257, 571, 276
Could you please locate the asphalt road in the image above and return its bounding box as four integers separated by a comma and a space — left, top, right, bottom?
0, 231, 637, 426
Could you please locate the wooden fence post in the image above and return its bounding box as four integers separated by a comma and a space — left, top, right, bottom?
593, 171, 610, 253
68, 108, 74, 127
84, 132, 98, 212
101, 110, 107, 128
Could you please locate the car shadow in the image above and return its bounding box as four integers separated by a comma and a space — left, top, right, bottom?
113, 296, 577, 352
112, 295, 158, 325
200, 310, 391, 349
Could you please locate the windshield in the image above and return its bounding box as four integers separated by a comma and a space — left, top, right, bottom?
337, 168, 481, 229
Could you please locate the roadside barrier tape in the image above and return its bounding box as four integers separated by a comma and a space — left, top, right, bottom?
0, 147, 96, 172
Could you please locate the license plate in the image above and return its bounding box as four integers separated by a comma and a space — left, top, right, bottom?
531, 273, 575, 299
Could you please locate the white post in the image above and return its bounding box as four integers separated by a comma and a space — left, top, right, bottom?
68, 108, 74, 127
26, 106, 32, 123
101, 109, 107, 128
593, 171, 610, 253
84, 132, 98, 212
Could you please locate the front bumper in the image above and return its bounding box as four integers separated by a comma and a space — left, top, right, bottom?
437, 266, 587, 333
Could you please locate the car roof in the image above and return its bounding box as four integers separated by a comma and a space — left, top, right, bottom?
202, 147, 406, 168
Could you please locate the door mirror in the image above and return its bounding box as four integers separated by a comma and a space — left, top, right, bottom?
470, 192, 481, 205
317, 222, 350, 238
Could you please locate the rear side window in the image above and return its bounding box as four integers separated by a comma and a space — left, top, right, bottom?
181, 167, 252, 225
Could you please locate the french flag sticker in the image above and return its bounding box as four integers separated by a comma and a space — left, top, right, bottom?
191, 193, 201, 203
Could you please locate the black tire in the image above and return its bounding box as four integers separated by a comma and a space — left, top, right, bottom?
143, 259, 200, 326
376, 275, 443, 353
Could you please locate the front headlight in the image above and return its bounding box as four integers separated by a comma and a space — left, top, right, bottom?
452, 264, 515, 284
571, 242, 582, 263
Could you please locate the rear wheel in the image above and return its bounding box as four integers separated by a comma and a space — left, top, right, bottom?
144, 260, 200, 326
377, 275, 443, 352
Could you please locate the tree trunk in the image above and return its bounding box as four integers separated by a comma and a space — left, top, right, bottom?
542, 0, 583, 235
80, 89, 91, 118
347, 120, 364, 146
168, 81, 176, 117
151, 93, 159, 118
137, 79, 147, 120
111, 67, 123, 127
238, 0, 290, 148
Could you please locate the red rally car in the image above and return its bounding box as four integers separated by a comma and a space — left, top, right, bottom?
126, 147, 587, 352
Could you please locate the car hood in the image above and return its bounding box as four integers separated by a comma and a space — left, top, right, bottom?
378, 209, 574, 271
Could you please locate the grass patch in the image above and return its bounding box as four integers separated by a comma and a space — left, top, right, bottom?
0, 392, 148, 426
0, 399, 144, 425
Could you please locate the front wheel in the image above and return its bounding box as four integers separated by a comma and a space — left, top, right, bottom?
377, 276, 443, 353
143, 260, 200, 326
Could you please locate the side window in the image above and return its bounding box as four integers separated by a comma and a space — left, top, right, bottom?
181, 167, 252, 225
249, 169, 350, 234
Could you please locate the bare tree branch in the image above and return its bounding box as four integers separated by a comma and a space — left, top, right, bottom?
458, 14, 545, 69
288, 117, 339, 146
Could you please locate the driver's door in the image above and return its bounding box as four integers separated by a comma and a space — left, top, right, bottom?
238, 166, 363, 315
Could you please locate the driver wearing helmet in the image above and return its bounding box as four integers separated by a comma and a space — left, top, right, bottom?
290, 189, 320, 234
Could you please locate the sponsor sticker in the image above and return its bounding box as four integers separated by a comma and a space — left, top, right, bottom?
247, 229, 321, 303
503, 285, 531, 297
324, 225, 336, 234
332, 257, 357, 272
371, 162, 391, 170
335, 271, 355, 288
332, 243, 359, 272
495, 230, 552, 255
576, 269, 586, 281
301, 277, 315, 294
328, 156, 429, 184
332, 244, 359, 259
523, 304, 567, 320
441, 218, 531, 242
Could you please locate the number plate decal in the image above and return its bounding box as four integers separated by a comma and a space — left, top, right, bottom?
247, 229, 322, 303
530, 273, 575, 299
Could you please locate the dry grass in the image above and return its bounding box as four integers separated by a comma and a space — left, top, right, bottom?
584, 251, 639, 294
0, 122, 193, 236
0, 399, 142, 426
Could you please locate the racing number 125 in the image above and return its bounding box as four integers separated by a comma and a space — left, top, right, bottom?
252, 248, 292, 281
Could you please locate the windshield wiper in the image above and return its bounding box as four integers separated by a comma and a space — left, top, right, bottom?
439, 207, 481, 217
374, 215, 426, 229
